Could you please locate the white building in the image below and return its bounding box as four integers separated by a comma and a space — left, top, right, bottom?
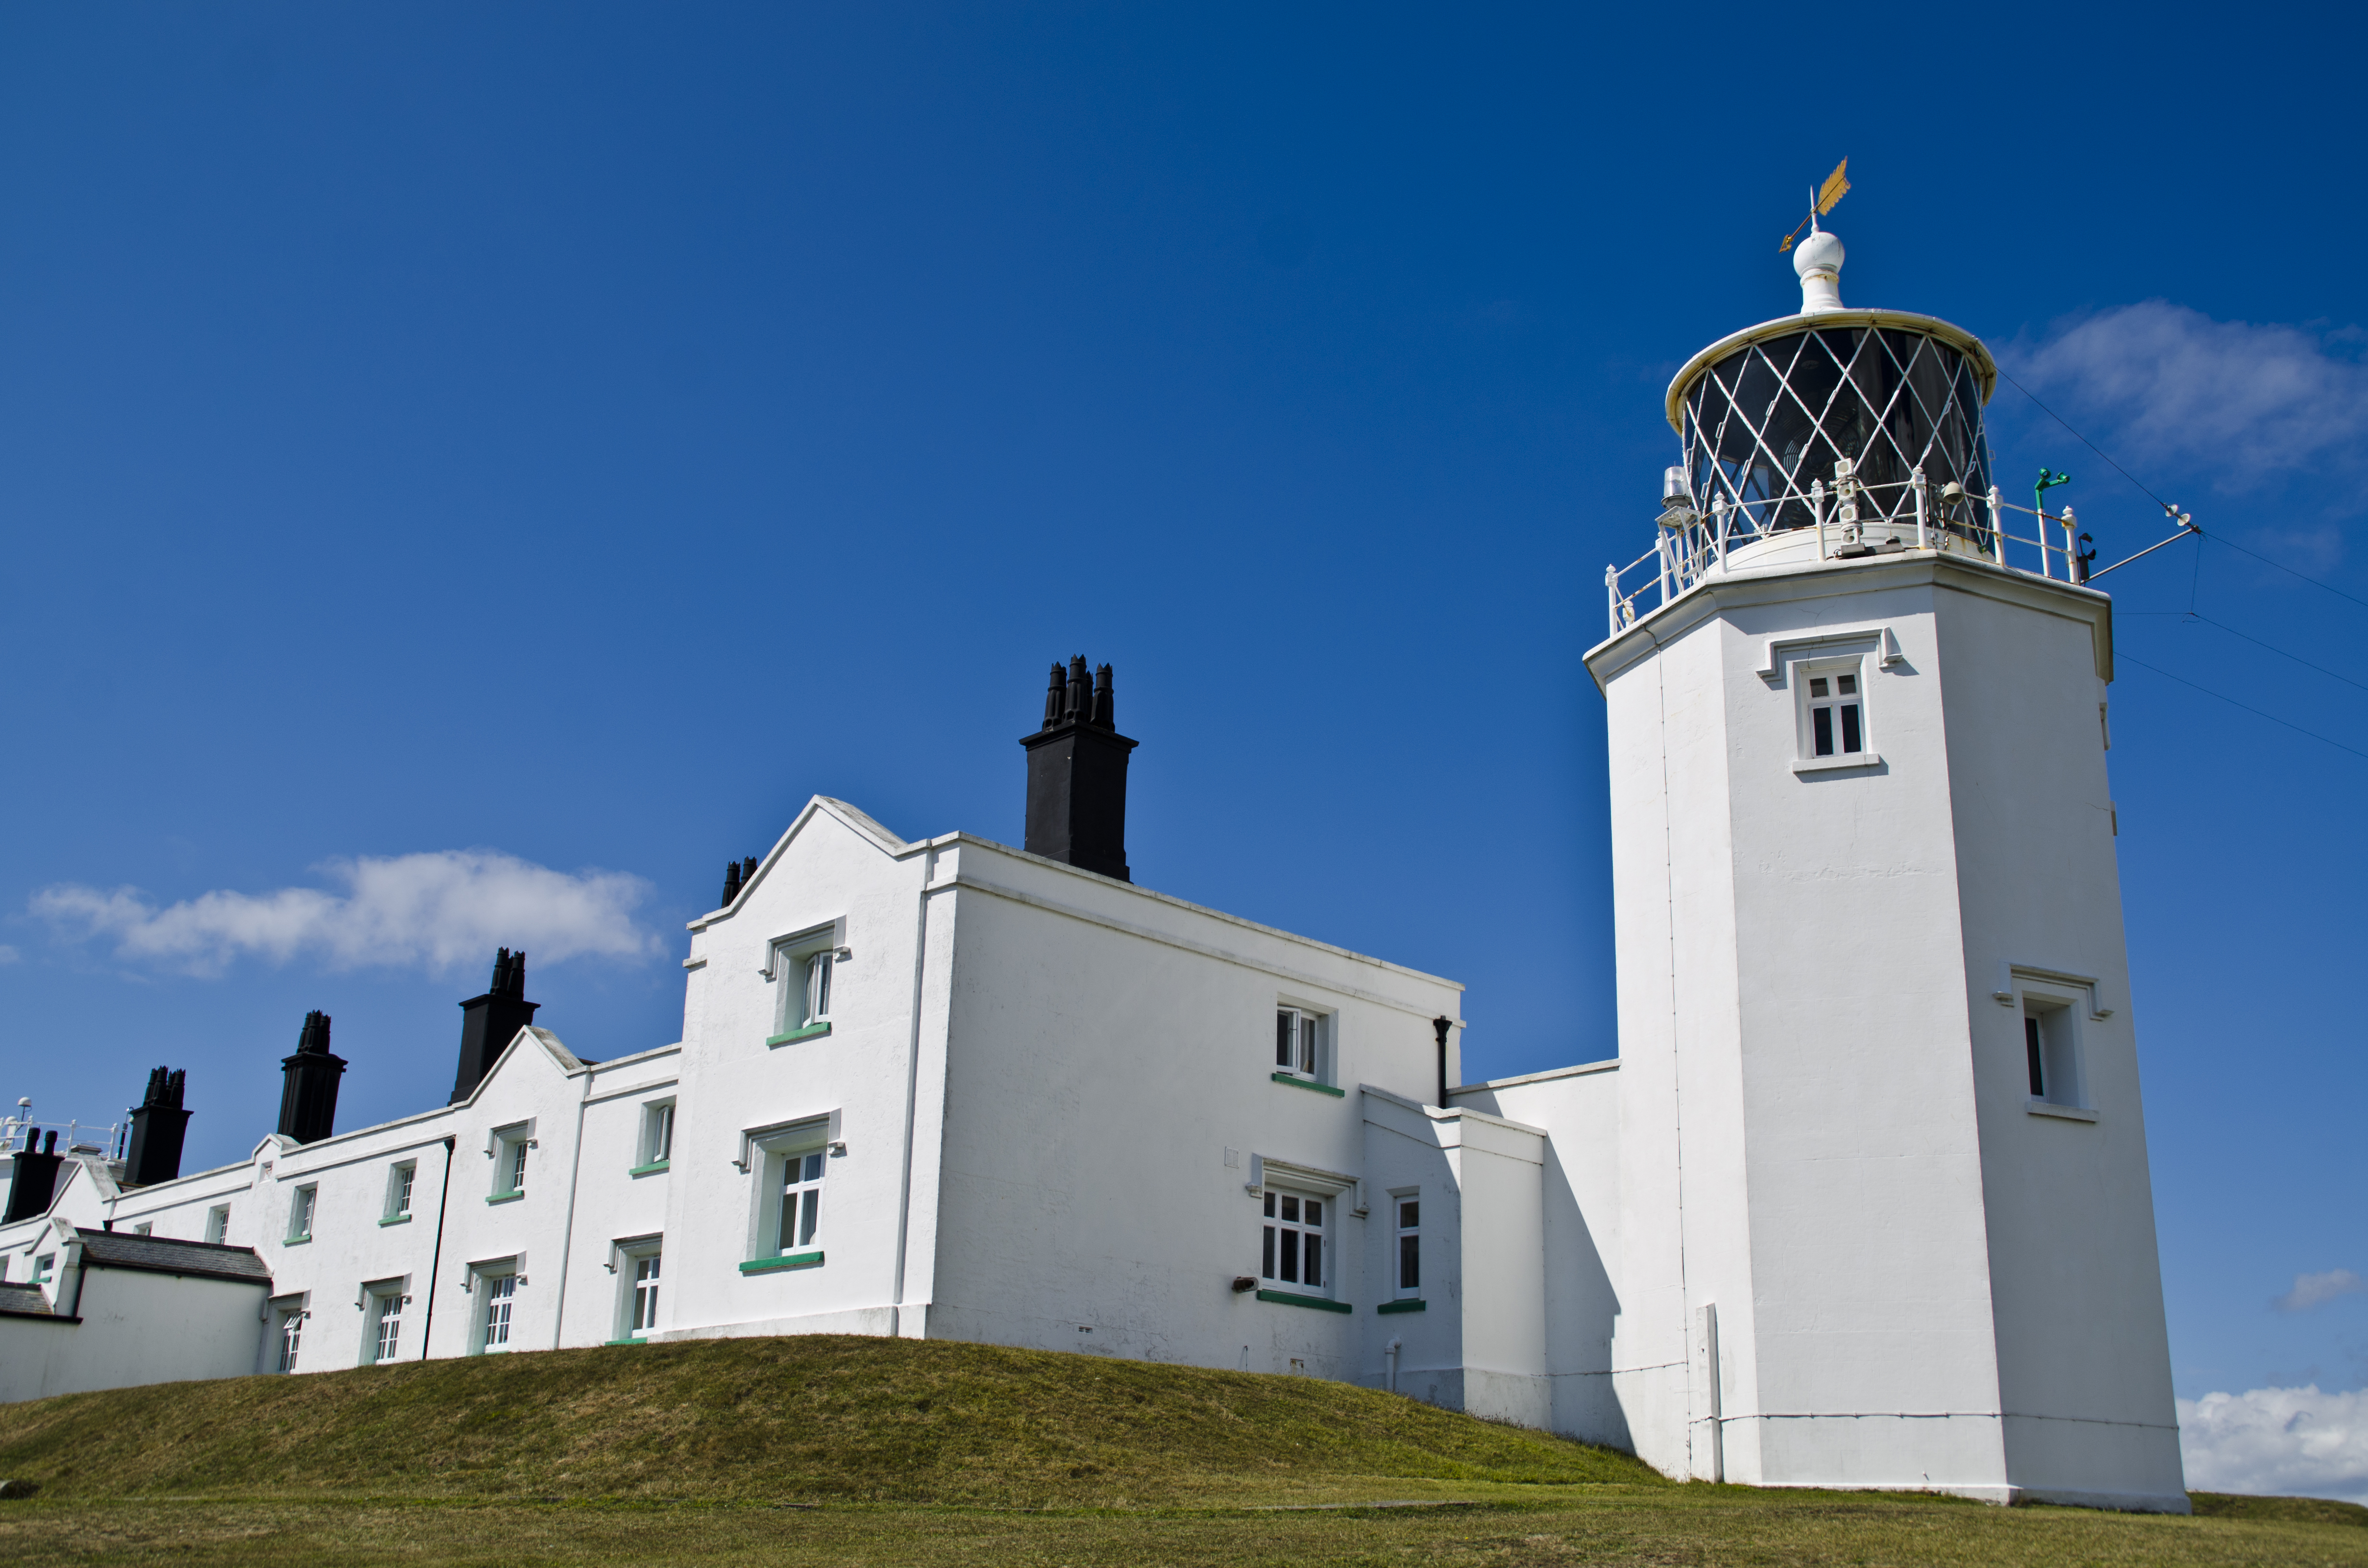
0, 233, 2187, 1511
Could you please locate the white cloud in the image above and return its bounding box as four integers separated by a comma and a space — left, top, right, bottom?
31, 850, 661, 978
0, 944, 18, 965
2181, 1385, 2368, 1505
2009, 302, 2368, 487
2277, 1270, 2368, 1313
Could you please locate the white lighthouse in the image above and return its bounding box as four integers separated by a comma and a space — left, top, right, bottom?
1575, 226, 2187, 1507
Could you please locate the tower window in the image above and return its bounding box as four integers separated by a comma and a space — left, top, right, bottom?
2023, 1000, 2084, 1109
1806, 672, 1863, 757
1395, 1195, 1421, 1297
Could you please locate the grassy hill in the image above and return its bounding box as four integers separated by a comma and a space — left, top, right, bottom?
0, 1334, 1651, 1506
2, 1336, 2364, 1568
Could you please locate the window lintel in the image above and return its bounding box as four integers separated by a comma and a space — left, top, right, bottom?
759, 918, 849, 979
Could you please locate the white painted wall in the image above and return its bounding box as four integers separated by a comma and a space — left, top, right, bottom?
1461, 1062, 1624, 1445
1577, 550, 2184, 1509
0, 1259, 265, 1404
919, 837, 1463, 1380
1935, 580, 2185, 1509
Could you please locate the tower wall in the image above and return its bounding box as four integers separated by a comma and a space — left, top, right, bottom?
1590, 553, 2181, 1506
1934, 578, 2186, 1509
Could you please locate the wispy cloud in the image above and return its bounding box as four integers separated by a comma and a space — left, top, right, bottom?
2277, 1270, 2368, 1313
2009, 302, 2368, 489
32, 850, 661, 978
0, 944, 18, 966
2181, 1385, 2368, 1505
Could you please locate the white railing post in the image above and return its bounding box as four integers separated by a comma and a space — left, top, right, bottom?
1813, 478, 1829, 559
1711, 495, 1729, 572
1605, 564, 1619, 638
2061, 505, 2079, 581
1912, 467, 1929, 550
1986, 486, 2004, 567
1657, 531, 1674, 604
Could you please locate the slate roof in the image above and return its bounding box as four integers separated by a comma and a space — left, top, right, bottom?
75, 1232, 272, 1286
0, 1282, 53, 1316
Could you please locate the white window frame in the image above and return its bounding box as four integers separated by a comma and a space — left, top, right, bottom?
740, 1115, 836, 1267
360, 1277, 409, 1365
204, 1204, 230, 1244
466, 1258, 524, 1354
2021, 990, 2089, 1113
1796, 655, 1871, 764
385, 1162, 417, 1222
489, 1123, 534, 1199
270, 1294, 308, 1373
613, 1236, 664, 1341
1994, 964, 2109, 1121
636, 1101, 676, 1172
765, 921, 848, 1043
33, 1252, 54, 1284
1273, 1004, 1332, 1085
287, 1184, 318, 1243
1392, 1188, 1421, 1299
1260, 1185, 1333, 1298
133, 1221, 153, 1237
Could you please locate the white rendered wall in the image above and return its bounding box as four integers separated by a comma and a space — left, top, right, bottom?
1585, 551, 2183, 1508
0, 1265, 265, 1403
920, 837, 1463, 1381
1934, 581, 2185, 1510
655, 799, 939, 1346
1462, 1062, 1625, 1445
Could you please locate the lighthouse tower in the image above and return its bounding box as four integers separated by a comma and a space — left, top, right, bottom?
1584, 227, 2186, 1508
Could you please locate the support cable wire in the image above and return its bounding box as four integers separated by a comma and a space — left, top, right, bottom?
2119, 612, 2368, 695
1994, 365, 2368, 612
2118, 654, 2368, 762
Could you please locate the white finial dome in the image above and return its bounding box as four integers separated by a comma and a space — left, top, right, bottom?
1794, 227, 1845, 314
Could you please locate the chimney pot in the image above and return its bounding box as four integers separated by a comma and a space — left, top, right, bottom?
450, 948, 542, 1103
278, 1012, 346, 1144
1021, 656, 1139, 882
126, 1064, 194, 1187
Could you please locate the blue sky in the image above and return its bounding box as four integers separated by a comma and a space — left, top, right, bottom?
4, 2, 2365, 1498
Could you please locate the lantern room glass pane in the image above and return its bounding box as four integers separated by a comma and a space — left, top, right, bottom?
1681, 326, 1992, 541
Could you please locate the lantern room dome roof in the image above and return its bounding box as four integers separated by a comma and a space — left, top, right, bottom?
1663, 306, 1998, 434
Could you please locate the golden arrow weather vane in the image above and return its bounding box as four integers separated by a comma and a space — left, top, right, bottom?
1778, 158, 1850, 252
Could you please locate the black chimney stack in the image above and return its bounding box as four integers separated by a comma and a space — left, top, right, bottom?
450, 948, 541, 1104
719, 855, 759, 908
1020, 656, 1138, 882
276, 1011, 346, 1145
124, 1067, 191, 1187
4, 1128, 63, 1224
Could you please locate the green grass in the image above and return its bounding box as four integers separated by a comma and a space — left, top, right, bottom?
0, 1334, 1648, 1506
0, 1335, 2362, 1566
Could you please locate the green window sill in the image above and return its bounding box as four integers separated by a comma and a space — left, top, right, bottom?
379, 1214, 412, 1227
628, 1161, 671, 1177
1377, 1298, 1427, 1315
486, 1190, 524, 1206
282, 1235, 311, 1247
740, 1251, 825, 1274
1270, 1072, 1345, 1098
766, 1022, 832, 1047
604, 1336, 648, 1347
1256, 1288, 1350, 1313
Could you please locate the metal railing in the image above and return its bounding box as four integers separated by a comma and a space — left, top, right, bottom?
1605, 464, 2105, 638
0, 1114, 131, 1161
